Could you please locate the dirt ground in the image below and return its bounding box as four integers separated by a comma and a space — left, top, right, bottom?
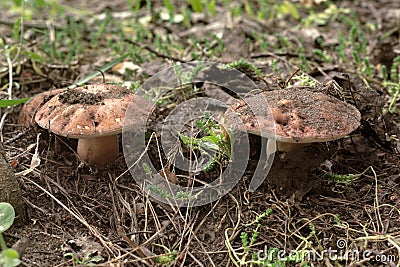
1, 0, 400, 266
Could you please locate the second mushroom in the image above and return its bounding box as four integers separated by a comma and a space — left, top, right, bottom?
223, 87, 361, 197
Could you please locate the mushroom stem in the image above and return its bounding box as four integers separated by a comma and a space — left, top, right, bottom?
77, 135, 119, 165
276, 142, 307, 153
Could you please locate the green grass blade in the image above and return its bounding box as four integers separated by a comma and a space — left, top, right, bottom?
67, 52, 130, 89
0, 98, 29, 108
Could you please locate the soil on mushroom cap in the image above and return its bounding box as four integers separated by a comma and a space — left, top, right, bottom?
59, 89, 105, 105
58, 84, 132, 105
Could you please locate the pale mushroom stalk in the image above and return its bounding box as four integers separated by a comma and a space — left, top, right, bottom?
77, 136, 119, 165
276, 142, 307, 153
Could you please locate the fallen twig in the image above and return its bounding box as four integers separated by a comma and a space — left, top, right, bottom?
124, 38, 188, 63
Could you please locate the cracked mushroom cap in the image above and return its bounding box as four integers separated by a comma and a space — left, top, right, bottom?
224, 88, 361, 143
18, 88, 66, 126
34, 84, 145, 138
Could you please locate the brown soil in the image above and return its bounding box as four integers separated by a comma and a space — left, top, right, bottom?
58, 85, 132, 105
58, 89, 105, 105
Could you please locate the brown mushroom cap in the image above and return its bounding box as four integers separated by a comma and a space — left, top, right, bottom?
18, 88, 66, 126
224, 88, 361, 143
34, 84, 140, 138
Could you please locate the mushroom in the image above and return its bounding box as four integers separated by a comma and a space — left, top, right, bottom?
18, 88, 66, 126
34, 84, 146, 165
223, 87, 361, 196
226, 88, 361, 149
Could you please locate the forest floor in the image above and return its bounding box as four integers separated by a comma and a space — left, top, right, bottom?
1, 0, 400, 266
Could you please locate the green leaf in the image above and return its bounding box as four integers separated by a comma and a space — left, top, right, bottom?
206, 0, 216, 16
200, 135, 219, 146
277, 1, 299, 20
13, 18, 21, 41
190, 0, 203, 13
0, 249, 20, 267
179, 134, 198, 147
142, 163, 152, 175
12, 0, 22, 6
88, 255, 104, 263
162, 0, 175, 13
199, 140, 218, 151
244, 1, 254, 16
29, 0, 46, 8
0, 98, 29, 108
24, 51, 44, 63
0, 203, 15, 233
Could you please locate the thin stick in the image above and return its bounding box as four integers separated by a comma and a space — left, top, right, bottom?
124, 38, 187, 63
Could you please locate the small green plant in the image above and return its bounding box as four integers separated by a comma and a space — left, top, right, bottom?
64, 252, 104, 266
204, 0, 216, 16
207, 33, 226, 57
90, 10, 113, 48
289, 73, 318, 87
271, 59, 279, 74
179, 112, 230, 173
302, 3, 351, 26
176, 191, 197, 200
337, 16, 375, 80
0, 203, 20, 267
187, 0, 203, 13
384, 82, 399, 114
362, 58, 374, 77
147, 185, 173, 199
298, 53, 311, 72
0, 2, 29, 110
162, 0, 176, 23
40, 17, 85, 64
324, 172, 359, 185
225, 209, 280, 266
381, 56, 400, 114
323, 167, 371, 185
226, 208, 316, 266
225, 58, 263, 77
143, 162, 174, 199
333, 214, 342, 225
253, 31, 270, 52
335, 32, 347, 62
153, 244, 177, 266
247, 0, 300, 21
312, 48, 331, 63
142, 162, 153, 176
274, 0, 299, 20
240, 209, 272, 264
275, 33, 291, 53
